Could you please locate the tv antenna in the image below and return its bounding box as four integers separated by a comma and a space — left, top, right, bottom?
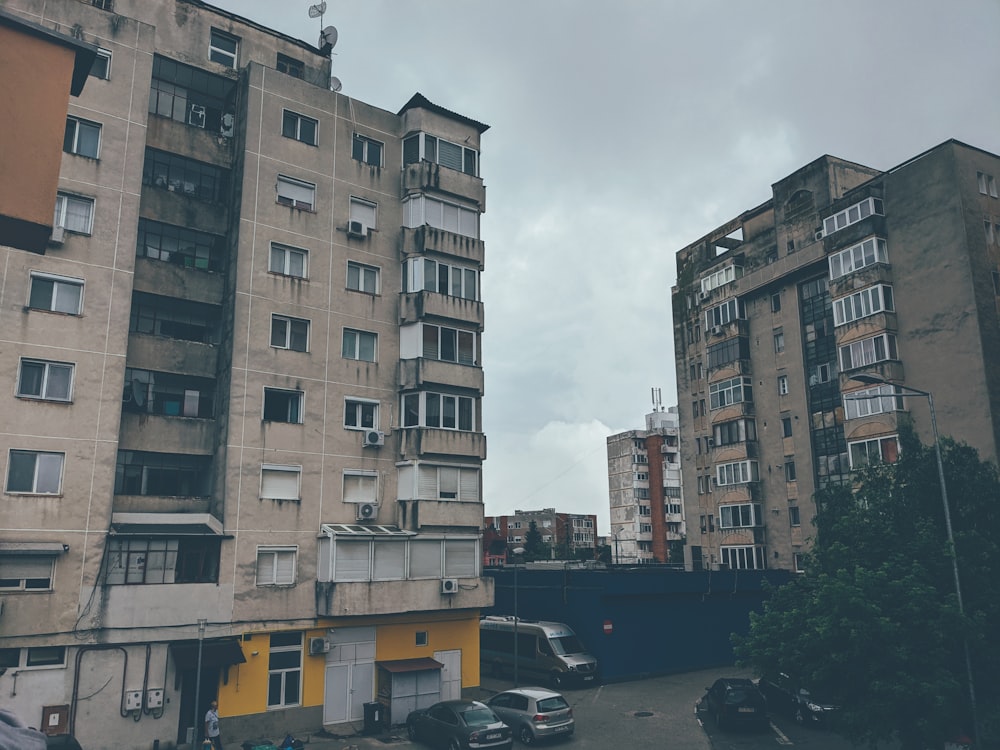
308, 2, 326, 21
651, 387, 663, 412
318, 24, 338, 53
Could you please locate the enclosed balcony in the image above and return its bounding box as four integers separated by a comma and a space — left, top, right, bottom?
400, 291, 484, 328
401, 225, 485, 266
398, 427, 486, 461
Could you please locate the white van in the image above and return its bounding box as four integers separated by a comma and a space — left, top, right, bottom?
479, 616, 599, 688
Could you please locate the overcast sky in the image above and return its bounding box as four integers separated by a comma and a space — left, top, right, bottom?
212, 0, 1000, 535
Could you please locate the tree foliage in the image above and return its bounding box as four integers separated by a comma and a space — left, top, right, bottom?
734, 427, 1000, 749
522, 520, 548, 561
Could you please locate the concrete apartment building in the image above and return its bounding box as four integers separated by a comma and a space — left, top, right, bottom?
0, 1, 492, 747
672, 139, 1000, 573
606, 403, 684, 565
484, 509, 598, 560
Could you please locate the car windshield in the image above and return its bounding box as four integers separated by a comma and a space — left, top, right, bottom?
725, 687, 755, 703
461, 707, 496, 727
536, 697, 569, 712
549, 635, 585, 655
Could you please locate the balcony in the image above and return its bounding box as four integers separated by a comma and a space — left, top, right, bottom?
401, 161, 486, 210
120, 412, 216, 454
126, 334, 218, 378
397, 498, 486, 531
315, 576, 493, 618
400, 291, 484, 329
402, 226, 485, 267
829, 262, 894, 298
399, 358, 484, 393
112, 494, 212, 515
398, 427, 486, 461
134, 256, 225, 306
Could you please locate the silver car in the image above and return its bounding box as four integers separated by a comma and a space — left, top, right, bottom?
486, 687, 574, 745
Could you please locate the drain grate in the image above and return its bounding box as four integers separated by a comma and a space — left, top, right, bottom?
633, 711, 654, 718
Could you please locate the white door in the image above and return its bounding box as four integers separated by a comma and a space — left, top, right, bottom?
323, 663, 349, 724
323, 627, 376, 725
434, 649, 462, 701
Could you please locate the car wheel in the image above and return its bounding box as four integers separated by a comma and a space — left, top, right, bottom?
407, 723, 419, 742
551, 672, 564, 689
518, 726, 535, 745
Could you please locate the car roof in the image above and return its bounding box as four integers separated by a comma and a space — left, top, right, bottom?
495, 687, 562, 699
436, 700, 487, 709
718, 677, 757, 688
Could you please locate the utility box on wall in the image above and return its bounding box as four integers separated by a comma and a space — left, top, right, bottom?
41, 705, 69, 736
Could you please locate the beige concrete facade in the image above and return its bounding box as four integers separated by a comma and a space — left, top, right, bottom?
673, 140, 1000, 573
0, 2, 492, 748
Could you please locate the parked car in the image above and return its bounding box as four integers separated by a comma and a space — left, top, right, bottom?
486, 687, 574, 745
45, 735, 83, 750
703, 677, 769, 730
407, 700, 513, 750
757, 672, 840, 727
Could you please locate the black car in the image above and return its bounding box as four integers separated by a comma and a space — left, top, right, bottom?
45, 735, 83, 750
406, 700, 513, 750
757, 672, 839, 727
703, 677, 769, 730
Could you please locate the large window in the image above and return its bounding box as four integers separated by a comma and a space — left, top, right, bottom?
352, 134, 383, 167
130, 292, 220, 344
256, 547, 296, 585
713, 419, 756, 447
709, 377, 752, 410
90, 48, 111, 79
833, 284, 894, 327
704, 298, 745, 330
148, 55, 237, 134
270, 315, 309, 352
29, 273, 83, 315
270, 243, 308, 279
349, 197, 377, 231
721, 546, 766, 570
17, 359, 74, 402
105, 537, 220, 584
839, 333, 898, 371
54, 193, 94, 234
849, 434, 899, 468
142, 148, 228, 203
719, 503, 762, 529
343, 471, 377, 504
843, 384, 904, 420
64, 117, 101, 158
114, 451, 212, 496
716, 460, 759, 486
402, 257, 479, 300
268, 632, 302, 708
402, 132, 478, 176
828, 236, 888, 280
706, 337, 749, 370
345, 398, 379, 430
327, 535, 478, 582
276, 175, 315, 211
263, 388, 303, 424
208, 28, 239, 68
137, 218, 225, 271
402, 195, 478, 238
0, 554, 56, 591
282, 110, 317, 146
700, 264, 742, 294
276, 53, 303, 78
822, 197, 884, 237
260, 464, 300, 501
342, 329, 377, 362
123, 368, 215, 418
402, 392, 475, 431
6, 450, 64, 494
347, 261, 379, 294
422, 324, 477, 365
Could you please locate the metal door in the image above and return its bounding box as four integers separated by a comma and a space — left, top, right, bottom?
434, 649, 462, 701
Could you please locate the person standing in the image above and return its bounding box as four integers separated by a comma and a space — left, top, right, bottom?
204, 699, 222, 750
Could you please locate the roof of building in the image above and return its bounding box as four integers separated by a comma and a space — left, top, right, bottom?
398, 92, 491, 134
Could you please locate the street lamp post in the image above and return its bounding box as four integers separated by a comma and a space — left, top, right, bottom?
193, 618, 206, 747
848, 375, 980, 745
510, 546, 525, 688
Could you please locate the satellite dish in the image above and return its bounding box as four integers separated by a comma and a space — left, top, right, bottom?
319, 25, 338, 50
330, 76, 342, 92
308, 2, 327, 18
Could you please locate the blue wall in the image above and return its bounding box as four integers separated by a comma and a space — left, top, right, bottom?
483, 567, 793, 682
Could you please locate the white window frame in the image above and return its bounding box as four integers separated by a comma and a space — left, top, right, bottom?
402, 194, 479, 239
260, 464, 301, 501
401, 392, 476, 431
54, 192, 94, 235
719, 503, 762, 529
716, 460, 759, 486
276, 175, 315, 211
709, 376, 752, 410
342, 328, 377, 362
269, 243, 308, 278
270, 314, 309, 352
350, 197, 377, 231
347, 261, 379, 294
704, 298, 745, 330
344, 398, 379, 430
6, 450, 65, 494
721, 545, 766, 570
23, 646, 67, 669
839, 333, 898, 372
421, 323, 477, 365
262, 388, 303, 424
343, 470, 378, 503
848, 434, 900, 469
833, 284, 894, 327
17, 358, 74, 402
822, 197, 884, 237
0, 554, 56, 591
90, 48, 111, 80
844, 384, 905, 420
778, 375, 789, 395
256, 546, 297, 586
352, 133, 384, 166
267, 632, 302, 709
828, 236, 888, 280
281, 109, 318, 146
64, 116, 101, 159
700, 264, 742, 294
209, 28, 239, 68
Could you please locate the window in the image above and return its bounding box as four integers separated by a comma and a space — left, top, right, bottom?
149, 55, 237, 134
105, 537, 220, 584
270, 243, 308, 278
719, 503, 762, 529
716, 460, 759, 486
706, 337, 749, 370
402, 132, 478, 176
256, 547, 296, 585
209, 28, 239, 68
721, 545, 766, 570
91, 0, 113, 10
130, 292, 220, 344
114, 451, 212, 496
781, 416, 793, 438
352, 134, 384, 167
402, 195, 479, 239
771, 293, 781, 313
822, 197, 884, 237
778, 375, 789, 395
828, 236, 888, 280
789, 506, 801, 527
401, 392, 476, 431
347, 261, 379, 294
342, 329, 376, 362
137, 218, 224, 271
64, 117, 101, 158
0, 554, 56, 591
704, 298, 745, 330
142, 148, 228, 203
415, 631, 428, 647
276, 53, 303, 78
784, 460, 797, 482
978, 171, 998, 198
350, 197, 377, 231
839, 333, 898, 371
90, 48, 111, 79
25, 647, 66, 668
709, 377, 752, 410
833, 284, 894, 327
849, 434, 899, 468
282, 110, 317, 146
700, 264, 742, 294
713, 418, 756, 446
345, 399, 378, 429
403, 257, 479, 300
843, 384, 905, 419
276, 175, 315, 211
263, 388, 303, 423
422, 324, 477, 365
416, 465, 480, 501
343, 471, 377, 503
53, 193, 94, 234
18, 359, 74, 401
773, 330, 785, 353
260, 465, 300, 501
270, 315, 309, 352
6, 450, 64, 494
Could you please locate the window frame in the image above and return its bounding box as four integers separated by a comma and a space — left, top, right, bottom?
352, 133, 384, 167
260, 464, 301, 502
64, 116, 101, 159
848, 434, 900, 469
269, 243, 308, 279
715, 460, 759, 486
839, 333, 898, 372
344, 398, 379, 430
276, 175, 316, 211
346, 261, 379, 294
0, 553, 56, 591
828, 236, 888, 280
281, 109, 318, 146
267, 632, 303, 708
709, 376, 752, 410
263, 387, 304, 424
342, 328, 377, 362
209, 28, 240, 68
6, 450, 65, 495
276, 53, 304, 78
54, 192, 95, 235
718, 502, 762, 529
90, 48, 111, 79
17, 358, 74, 402
256, 546, 297, 586
822, 197, 884, 237
833, 284, 895, 327
270, 314, 310, 352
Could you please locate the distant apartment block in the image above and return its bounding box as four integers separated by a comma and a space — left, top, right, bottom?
485, 509, 598, 560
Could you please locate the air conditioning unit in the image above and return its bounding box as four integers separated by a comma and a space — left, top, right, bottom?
711, 325, 723, 336
363, 430, 385, 447
347, 220, 368, 238
49, 225, 65, 246
356, 502, 378, 521
706, 437, 715, 448
441, 578, 459, 594
188, 104, 206, 128
308, 637, 330, 655
698, 291, 710, 302
814, 229, 825, 241
219, 112, 235, 138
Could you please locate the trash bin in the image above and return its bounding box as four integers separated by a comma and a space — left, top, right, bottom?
363, 701, 382, 734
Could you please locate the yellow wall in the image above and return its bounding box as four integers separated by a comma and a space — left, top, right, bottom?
218, 611, 482, 718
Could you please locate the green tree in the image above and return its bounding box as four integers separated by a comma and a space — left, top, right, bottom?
734, 428, 1000, 750
522, 520, 548, 561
